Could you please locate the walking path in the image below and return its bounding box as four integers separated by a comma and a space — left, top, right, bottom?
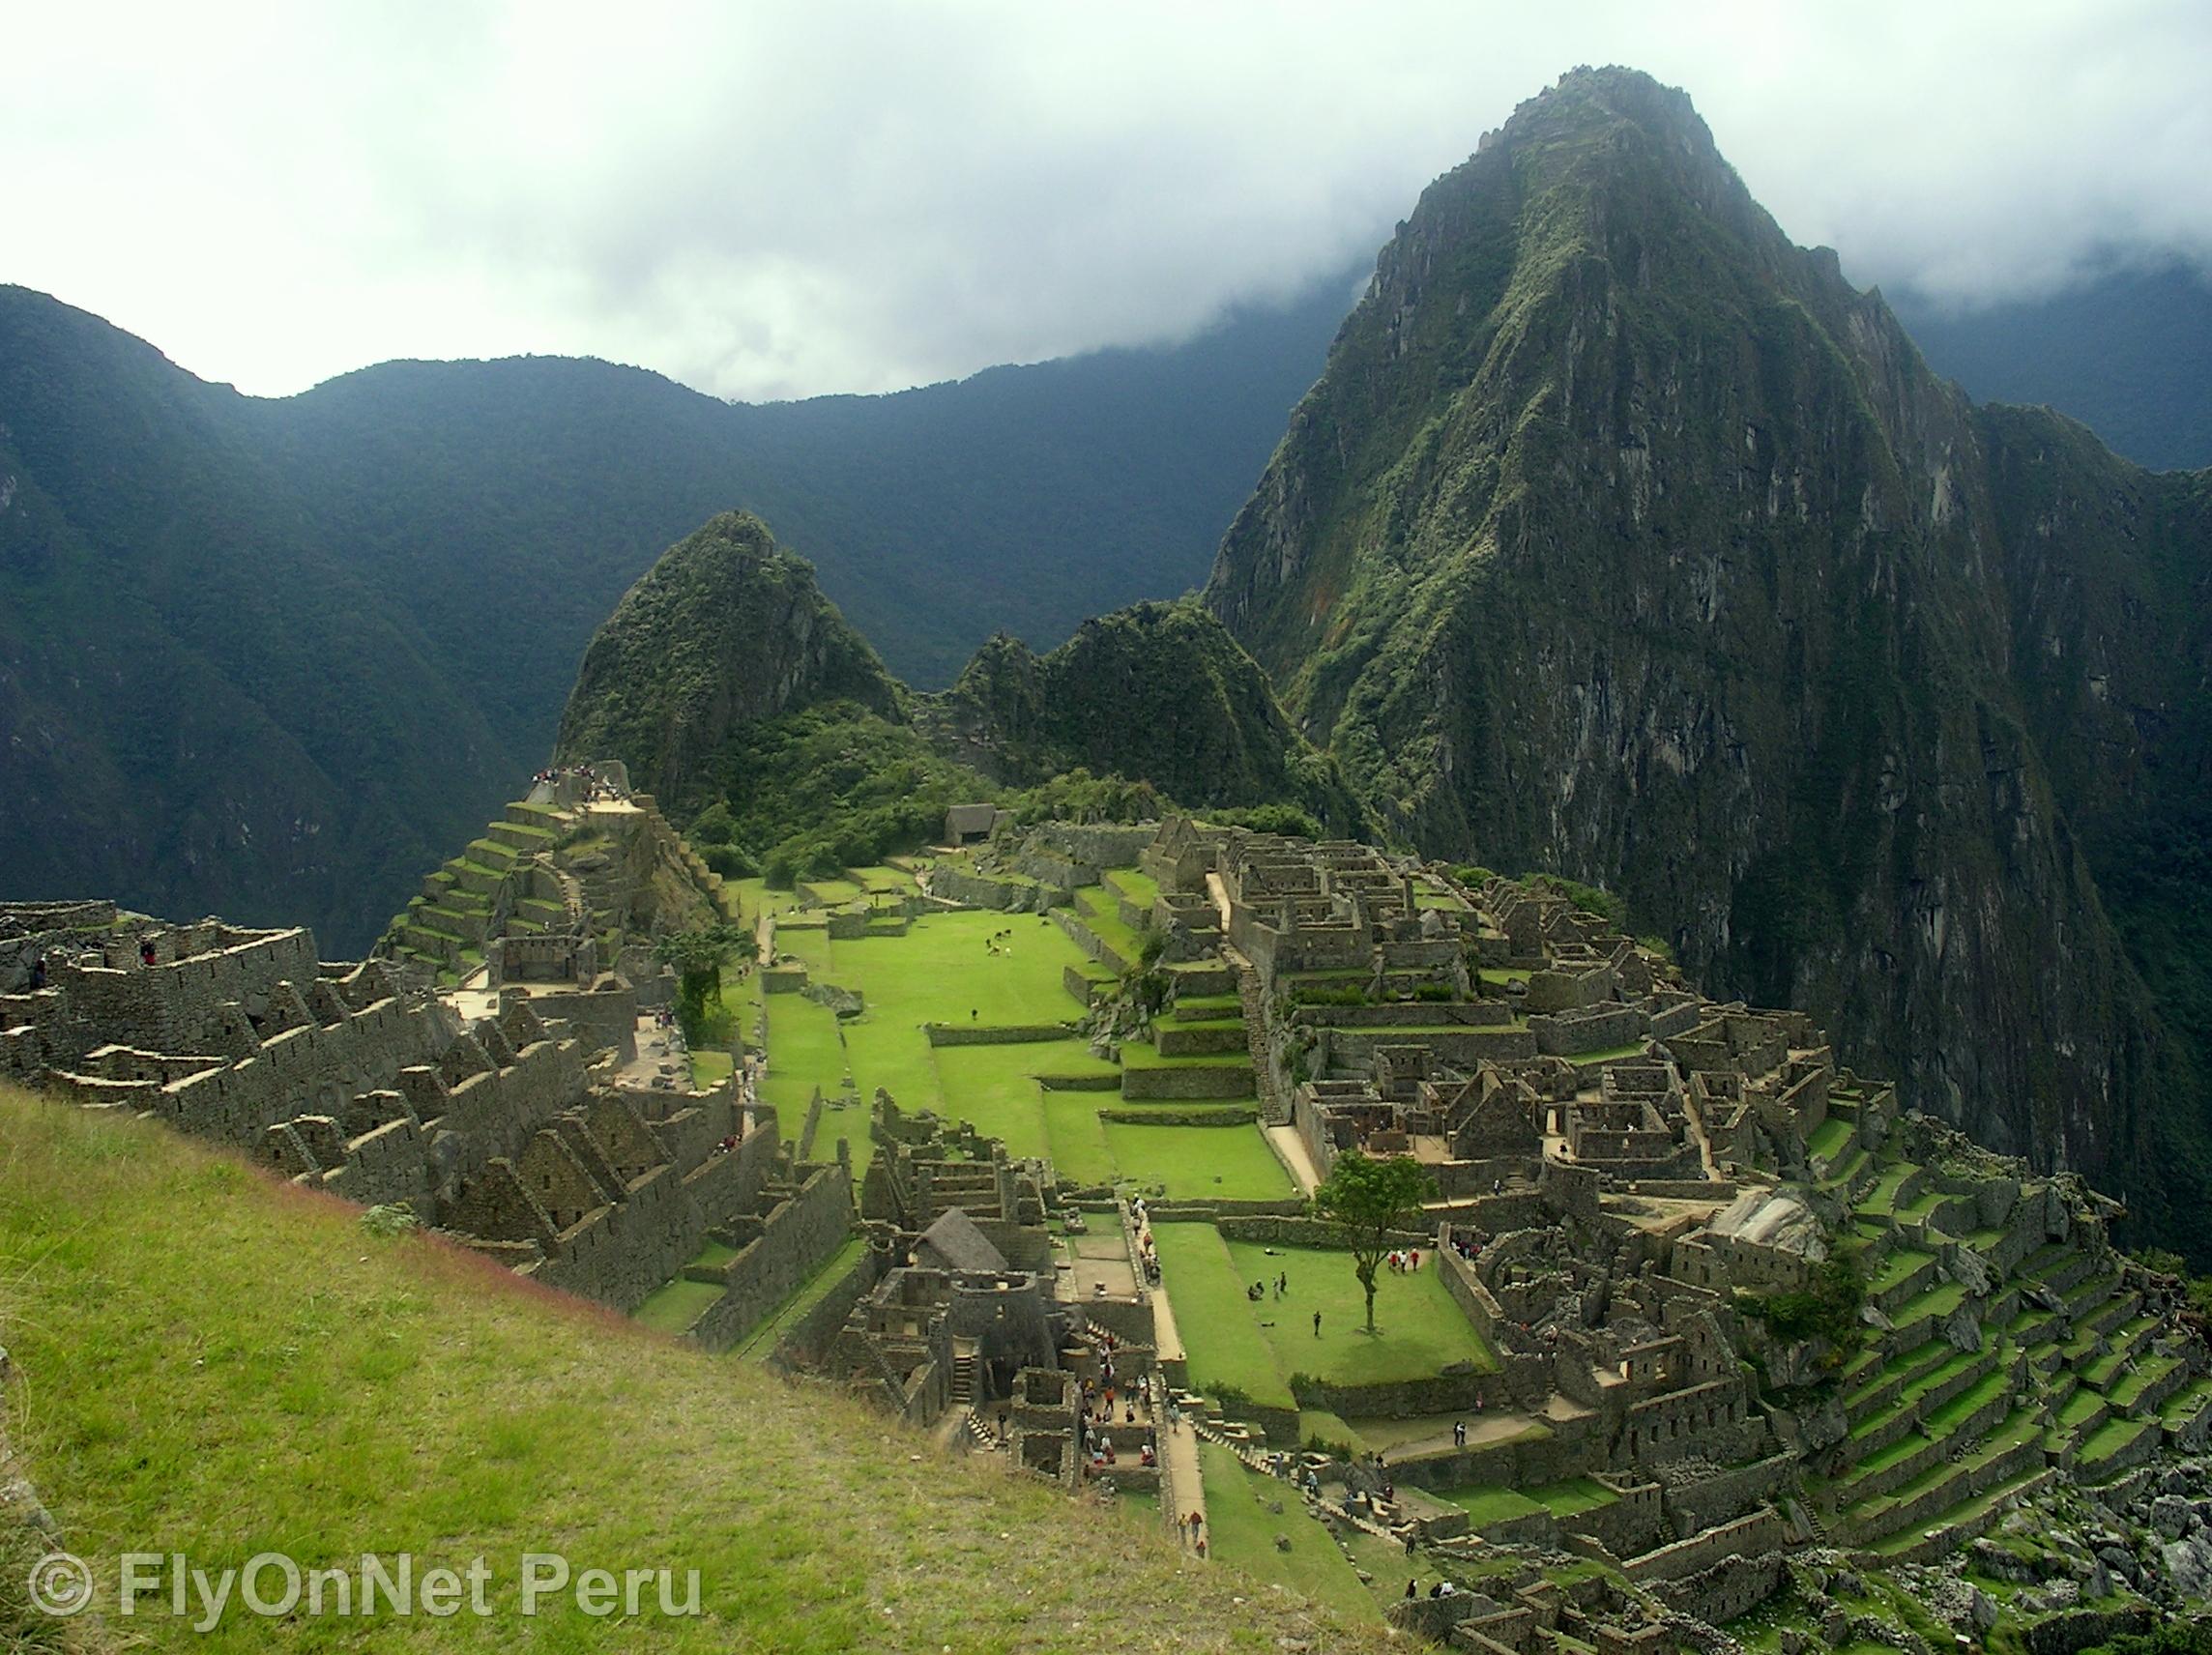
1266, 1123, 1324, 1195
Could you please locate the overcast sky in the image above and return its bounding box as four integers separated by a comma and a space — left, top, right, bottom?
5, 1, 2208, 403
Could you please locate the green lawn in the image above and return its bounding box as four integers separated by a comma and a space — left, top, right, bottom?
774, 920, 835, 975
1870, 1248, 1935, 1293
1862, 1161, 1919, 1217
760, 993, 847, 1116
1445, 1484, 1541, 1525
1102, 866, 1160, 910
929, 1040, 1117, 1162
1154, 1225, 1494, 1409
850, 864, 919, 895
1198, 1440, 1380, 1623
1042, 1094, 1118, 1188
690, 1050, 734, 1091
1073, 885, 1148, 964
1121, 1040, 1253, 1069
1808, 1116, 1854, 1161
1104, 1122, 1292, 1201
634, 1278, 725, 1335
838, 911, 1093, 1025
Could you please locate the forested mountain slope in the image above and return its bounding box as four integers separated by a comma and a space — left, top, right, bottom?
0, 277, 1344, 947
1204, 67, 2212, 1253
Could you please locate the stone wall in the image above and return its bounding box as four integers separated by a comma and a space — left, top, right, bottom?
1624, 1507, 1784, 1583
1214, 1216, 1427, 1250
923, 1022, 1077, 1047
1320, 1026, 1536, 1069
1155, 1022, 1248, 1057
930, 869, 1062, 914
1529, 1005, 1644, 1056
1036, 824, 1158, 868
514, 982, 637, 1064
1648, 1549, 1787, 1627
1294, 1371, 1490, 1419
534, 1162, 699, 1311
1662, 1453, 1794, 1538
684, 1166, 856, 1351
1097, 1106, 1259, 1127
1120, 1062, 1254, 1100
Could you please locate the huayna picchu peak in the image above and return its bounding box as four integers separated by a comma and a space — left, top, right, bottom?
4, 47, 2212, 1655
1207, 64, 2212, 1264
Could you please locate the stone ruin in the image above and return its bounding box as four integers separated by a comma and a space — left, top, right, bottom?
0, 783, 850, 1332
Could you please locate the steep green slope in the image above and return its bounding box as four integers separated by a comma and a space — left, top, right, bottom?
0, 1084, 1387, 1651
0, 294, 509, 951
555, 511, 902, 808
1204, 67, 2212, 1253
923, 600, 1363, 832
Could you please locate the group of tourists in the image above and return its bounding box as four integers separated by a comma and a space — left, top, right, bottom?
1244, 1269, 1292, 1302
1130, 1197, 1160, 1285
1386, 1246, 1422, 1273
532, 765, 626, 803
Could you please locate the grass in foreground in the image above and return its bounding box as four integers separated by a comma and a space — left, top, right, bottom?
0, 1087, 1395, 1653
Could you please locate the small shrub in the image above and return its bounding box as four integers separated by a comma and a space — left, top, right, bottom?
361, 1203, 422, 1238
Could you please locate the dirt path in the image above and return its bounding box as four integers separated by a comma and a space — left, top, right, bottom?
1266, 1124, 1324, 1196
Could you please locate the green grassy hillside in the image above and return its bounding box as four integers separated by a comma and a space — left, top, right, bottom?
0, 1086, 1392, 1653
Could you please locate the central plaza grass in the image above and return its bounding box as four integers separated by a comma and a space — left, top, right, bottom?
0, 1088, 1395, 1653
1153, 1225, 1494, 1410
1197, 1440, 1380, 1624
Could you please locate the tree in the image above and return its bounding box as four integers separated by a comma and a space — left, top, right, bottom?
1311, 1151, 1438, 1333
654, 923, 748, 1040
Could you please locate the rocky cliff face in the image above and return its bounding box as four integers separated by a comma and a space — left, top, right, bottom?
555, 511, 900, 810
1205, 68, 2212, 1249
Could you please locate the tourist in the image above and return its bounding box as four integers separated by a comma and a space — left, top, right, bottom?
1313, 1310, 1323, 1337
28, 956, 44, 991
140, 937, 157, 967
1405, 1579, 1417, 1599
1195, 1537, 1207, 1560
1452, 1419, 1467, 1448
1411, 1248, 1420, 1271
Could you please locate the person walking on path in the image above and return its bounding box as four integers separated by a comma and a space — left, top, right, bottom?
1313, 1310, 1323, 1338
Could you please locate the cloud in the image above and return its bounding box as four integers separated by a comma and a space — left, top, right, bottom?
4, 0, 2207, 399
